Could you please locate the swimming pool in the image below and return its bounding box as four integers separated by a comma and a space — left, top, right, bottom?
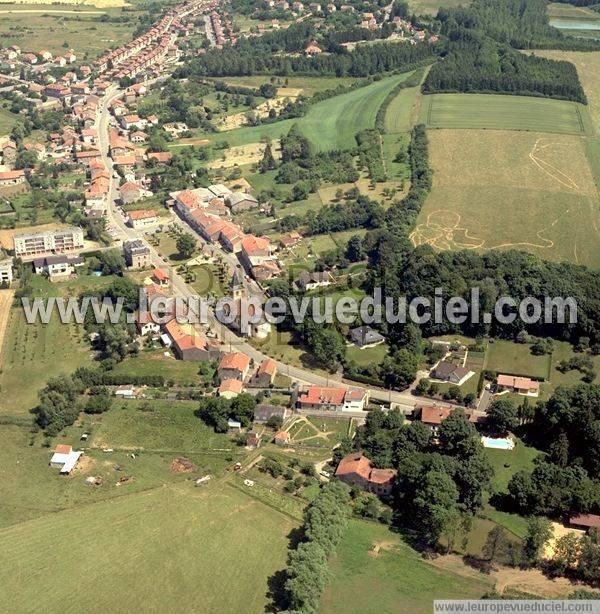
481, 436, 515, 450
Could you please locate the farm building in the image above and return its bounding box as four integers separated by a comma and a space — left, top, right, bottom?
49, 445, 83, 475
568, 513, 600, 533
274, 431, 291, 446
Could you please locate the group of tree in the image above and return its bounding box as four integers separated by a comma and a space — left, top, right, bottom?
274, 481, 351, 612
196, 393, 257, 432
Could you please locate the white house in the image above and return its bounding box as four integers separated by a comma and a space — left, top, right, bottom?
49, 444, 83, 474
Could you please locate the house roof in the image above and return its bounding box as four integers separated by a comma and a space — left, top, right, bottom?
0, 170, 25, 180
147, 151, 172, 163
497, 374, 540, 391
274, 430, 290, 442
54, 444, 72, 454
153, 268, 169, 282
258, 358, 277, 376
569, 513, 600, 529
335, 452, 396, 484
164, 320, 207, 351
128, 209, 157, 221
434, 361, 470, 380
241, 235, 270, 255
254, 404, 287, 421
219, 379, 243, 394
298, 386, 346, 406
219, 352, 250, 373
419, 405, 454, 426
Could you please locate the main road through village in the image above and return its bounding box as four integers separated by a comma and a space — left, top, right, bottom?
96, 83, 447, 414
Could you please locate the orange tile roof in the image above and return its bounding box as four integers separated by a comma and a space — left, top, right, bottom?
335, 452, 396, 484
497, 375, 539, 391
258, 358, 277, 376
219, 378, 243, 394
54, 444, 72, 454
128, 209, 156, 220
241, 235, 270, 255
420, 405, 453, 426
298, 386, 346, 406
0, 170, 25, 180
219, 352, 250, 373
153, 268, 169, 282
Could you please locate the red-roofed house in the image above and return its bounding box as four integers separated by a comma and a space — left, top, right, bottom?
496, 375, 540, 397
218, 378, 243, 399
297, 386, 367, 412
152, 268, 170, 286
127, 209, 158, 229
335, 452, 396, 497
218, 352, 251, 381
0, 169, 26, 187
250, 358, 277, 387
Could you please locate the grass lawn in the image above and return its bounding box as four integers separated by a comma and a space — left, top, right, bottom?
384, 84, 422, 133
548, 341, 600, 390
414, 129, 600, 269
188, 263, 227, 297
200, 73, 415, 153
346, 342, 389, 367
89, 399, 235, 454
0, 482, 297, 613
484, 340, 551, 380
0, 276, 102, 415
408, 0, 470, 15
420, 94, 592, 135
0, 107, 19, 134
321, 519, 493, 613
212, 75, 358, 97
484, 437, 541, 493
109, 350, 209, 385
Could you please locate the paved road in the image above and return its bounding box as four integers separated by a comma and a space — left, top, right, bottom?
95, 88, 435, 412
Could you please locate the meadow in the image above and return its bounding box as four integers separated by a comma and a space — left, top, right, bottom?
408, 0, 470, 15
413, 129, 600, 268
0, 482, 297, 613
420, 93, 592, 135
0, 107, 19, 134
320, 519, 493, 613
383, 84, 423, 133
0, 4, 140, 57
201, 73, 415, 152
484, 340, 552, 381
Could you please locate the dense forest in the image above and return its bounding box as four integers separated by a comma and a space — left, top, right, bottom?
423, 0, 595, 101
175, 20, 435, 78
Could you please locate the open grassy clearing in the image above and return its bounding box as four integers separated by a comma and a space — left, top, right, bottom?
199, 73, 414, 153
485, 437, 540, 493
548, 340, 600, 389
0, 107, 19, 134
421, 93, 592, 135
0, 5, 139, 56
346, 342, 389, 367
408, 0, 469, 15
0, 482, 297, 613
321, 519, 493, 614
384, 85, 423, 133
0, 276, 99, 414
211, 75, 358, 97
484, 340, 552, 380
414, 129, 600, 268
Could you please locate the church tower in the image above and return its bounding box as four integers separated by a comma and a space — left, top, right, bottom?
231, 267, 245, 301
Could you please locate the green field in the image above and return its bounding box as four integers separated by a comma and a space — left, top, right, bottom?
0, 482, 297, 613
110, 351, 209, 385
321, 520, 493, 613
201, 73, 414, 152
0, 4, 140, 57
384, 85, 422, 133
484, 437, 541, 493
409, 0, 469, 15
0, 276, 100, 414
415, 129, 600, 268
484, 340, 552, 380
421, 94, 592, 135
0, 107, 19, 134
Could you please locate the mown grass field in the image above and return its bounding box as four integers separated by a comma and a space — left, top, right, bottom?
320, 519, 493, 613
414, 129, 600, 268
211, 75, 359, 97
420, 93, 592, 135
384, 84, 423, 133
0, 482, 297, 613
0, 107, 19, 134
0, 4, 140, 56
200, 73, 414, 152
484, 340, 552, 380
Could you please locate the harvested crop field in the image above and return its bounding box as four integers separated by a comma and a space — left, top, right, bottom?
413, 129, 600, 268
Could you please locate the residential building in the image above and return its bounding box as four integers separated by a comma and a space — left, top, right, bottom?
350, 326, 385, 348
218, 352, 251, 381
430, 361, 473, 386
568, 513, 600, 532
246, 431, 261, 448
335, 453, 396, 497
152, 268, 170, 286
219, 378, 243, 399
127, 209, 158, 229
0, 258, 12, 285
418, 404, 455, 433
253, 404, 289, 424
123, 239, 151, 269
164, 320, 219, 361
33, 255, 84, 278
14, 227, 85, 257
304, 40, 322, 55
119, 181, 152, 204
249, 358, 277, 387
297, 386, 368, 412
0, 169, 26, 187
496, 374, 540, 397
294, 270, 332, 291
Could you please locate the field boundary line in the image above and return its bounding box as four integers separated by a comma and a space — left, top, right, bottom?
224, 479, 304, 521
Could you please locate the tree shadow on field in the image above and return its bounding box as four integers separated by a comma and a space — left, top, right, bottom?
264, 527, 304, 612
